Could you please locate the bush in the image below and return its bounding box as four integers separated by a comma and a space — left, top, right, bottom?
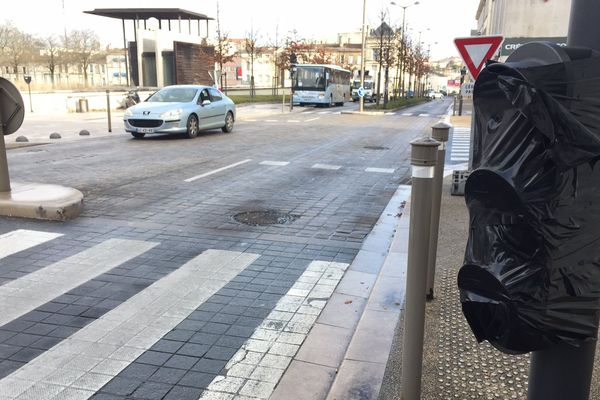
367, 97, 428, 110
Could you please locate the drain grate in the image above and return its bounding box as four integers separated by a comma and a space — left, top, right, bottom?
364, 146, 390, 150
233, 210, 299, 226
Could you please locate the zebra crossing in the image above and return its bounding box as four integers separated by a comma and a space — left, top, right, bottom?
449, 127, 471, 164
0, 229, 349, 399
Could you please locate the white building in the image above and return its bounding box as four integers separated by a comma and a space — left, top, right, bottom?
476, 0, 572, 59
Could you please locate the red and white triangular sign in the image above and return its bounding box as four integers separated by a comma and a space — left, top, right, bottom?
454, 36, 503, 80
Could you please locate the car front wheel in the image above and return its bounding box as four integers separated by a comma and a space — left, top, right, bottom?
222, 112, 234, 133
186, 114, 199, 138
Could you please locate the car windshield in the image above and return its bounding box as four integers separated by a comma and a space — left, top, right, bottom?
147, 88, 198, 103
352, 81, 373, 89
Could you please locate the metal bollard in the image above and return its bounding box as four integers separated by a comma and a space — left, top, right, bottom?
426, 122, 451, 300
106, 90, 112, 133
0, 106, 10, 193
402, 137, 439, 400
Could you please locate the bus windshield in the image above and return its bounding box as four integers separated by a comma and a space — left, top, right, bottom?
295, 66, 326, 90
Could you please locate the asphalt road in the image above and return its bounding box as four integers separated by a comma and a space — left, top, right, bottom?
0, 98, 452, 399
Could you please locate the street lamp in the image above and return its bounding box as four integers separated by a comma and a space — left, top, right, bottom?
390, 1, 419, 98
359, 0, 367, 112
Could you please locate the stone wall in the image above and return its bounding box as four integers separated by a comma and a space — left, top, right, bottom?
174, 42, 215, 85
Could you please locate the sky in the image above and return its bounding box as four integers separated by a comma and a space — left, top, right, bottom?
2, 0, 481, 60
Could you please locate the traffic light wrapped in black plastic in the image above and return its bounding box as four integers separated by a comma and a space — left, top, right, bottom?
458, 44, 600, 354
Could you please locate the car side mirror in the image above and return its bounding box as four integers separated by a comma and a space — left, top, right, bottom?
201, 99, 211, 106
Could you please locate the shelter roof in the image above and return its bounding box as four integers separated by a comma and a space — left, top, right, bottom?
84, 8, 213, 21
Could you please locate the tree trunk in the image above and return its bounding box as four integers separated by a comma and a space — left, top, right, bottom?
383, 66, 389, 107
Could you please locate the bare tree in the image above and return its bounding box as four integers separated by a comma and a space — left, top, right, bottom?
4, 26, 36, 80
310, 43, 333, 64
372, 10, 392, 103
244, 26, 262, 98
41, 35, 62, 88
66, 29, 101, 87
268, 25, 283, 93
214, 2, 235, 91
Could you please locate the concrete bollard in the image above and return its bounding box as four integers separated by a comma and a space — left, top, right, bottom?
426, 122, 451, 300
401, 136, 439, 400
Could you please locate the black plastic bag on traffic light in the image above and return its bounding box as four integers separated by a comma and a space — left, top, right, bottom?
458, 47, 600, 354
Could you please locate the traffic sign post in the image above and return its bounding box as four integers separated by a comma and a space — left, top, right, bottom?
454, 36, 504, 80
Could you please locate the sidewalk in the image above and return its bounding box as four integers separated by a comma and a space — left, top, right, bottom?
270, 113, 600, 400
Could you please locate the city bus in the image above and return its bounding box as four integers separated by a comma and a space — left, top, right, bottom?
292, 64, 351, 107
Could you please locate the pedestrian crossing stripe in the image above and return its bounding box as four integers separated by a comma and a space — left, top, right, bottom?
199, 260, 349, 399
0, 229, 62, 260
0, 239, 159, 327
0, 249, 259, 399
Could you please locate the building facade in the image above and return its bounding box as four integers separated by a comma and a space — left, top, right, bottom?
476, 0, 572, 59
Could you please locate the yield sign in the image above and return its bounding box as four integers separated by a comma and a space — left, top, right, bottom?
454, 36, 503, 80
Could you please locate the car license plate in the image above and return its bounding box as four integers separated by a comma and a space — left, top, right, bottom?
139, 128, 154, 133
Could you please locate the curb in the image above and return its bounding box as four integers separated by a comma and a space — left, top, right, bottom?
271, 185, 411, 400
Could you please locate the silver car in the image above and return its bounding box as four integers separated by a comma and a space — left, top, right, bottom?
124, 85, 236, 139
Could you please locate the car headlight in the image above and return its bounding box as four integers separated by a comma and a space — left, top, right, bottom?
124, 108, 133, 116
160, 109, 183, 119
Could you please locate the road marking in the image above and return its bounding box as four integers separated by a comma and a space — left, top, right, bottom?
0, 249, 260, 400
0, 239, 158, 327
260, 161, 290, 166
303, 111, 314, 115
244, 119, 258, 122
0, 229, 62, 260
311, 163, 341, 170
385, 112, 396, 116
317, 111, 331, 115
451, 127, 472, 163
366, 167, 395, 174
401, 113, 412, 116
185, 159, 252, 182
199, 260, 349, 400
419, 113, 430, 117
286, 120, 300, 123
266, 119, 278, 122
306, 117, 320, 122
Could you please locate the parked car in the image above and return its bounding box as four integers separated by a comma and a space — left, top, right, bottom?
124, 85, 236, 139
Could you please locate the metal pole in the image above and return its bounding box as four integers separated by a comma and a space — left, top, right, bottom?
426, 123, 450, 300
401, 137, 439, 400
0, 103, 10, 192
27, 84, 32, 113
527, 2, 600, 398
0, 135, 10, 193
359, 0, 367, 112
529, 341, 596, 400
122, 19, 130, 87
568, 0, 600, 52
458, 91, 463, 116
106, 90, 112, 133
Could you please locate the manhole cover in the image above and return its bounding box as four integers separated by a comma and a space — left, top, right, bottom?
233, 210, 299, 226
364, 146, 389, 150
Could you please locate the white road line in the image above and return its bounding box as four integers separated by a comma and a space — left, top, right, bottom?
266, 119, 278, 122
286, 120, 300, 123
366, 167, 395, 174
185, 159, 252, 182
0, 239, 158, 327
418, 113, 430, 117
385, 112, 396, 116
401, 113, 412, 116
306, 117, 320, 122
199, 260, 349, 400
0, 249, 260, 400
311, 163, 341, 170
317, 111, 331, 115
260, 161, 290, 166
0, 230, 62, 260
303, 111, 314, 115
244, 119, 258, 122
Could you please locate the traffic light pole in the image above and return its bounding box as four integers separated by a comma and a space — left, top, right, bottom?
527, 2, 600, 399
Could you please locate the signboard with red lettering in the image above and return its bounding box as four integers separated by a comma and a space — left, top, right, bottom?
454, 36, 503, 80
